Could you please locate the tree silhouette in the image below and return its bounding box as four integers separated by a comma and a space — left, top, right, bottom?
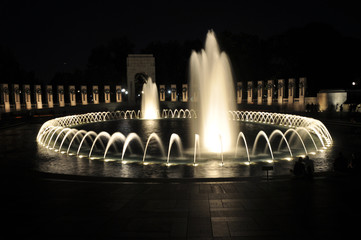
0, 45, 37, 84
85, 36, 134, 85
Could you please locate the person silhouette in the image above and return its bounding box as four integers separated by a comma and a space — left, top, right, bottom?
293, 157, 305, 177
334, 152, 347, 171
304, 156, 314, 178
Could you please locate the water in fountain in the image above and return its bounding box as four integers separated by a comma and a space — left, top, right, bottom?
37, 110, 332, 169
141, 77, 159, 119
190, 30, 236, 153
35, 31, 333, 171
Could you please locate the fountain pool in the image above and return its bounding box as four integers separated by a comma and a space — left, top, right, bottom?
35, 31, 332, 179
36, 110, 332, 178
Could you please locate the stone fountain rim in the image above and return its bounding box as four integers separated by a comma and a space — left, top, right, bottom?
36, 109, 333, 162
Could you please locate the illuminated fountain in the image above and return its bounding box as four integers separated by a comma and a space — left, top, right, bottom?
35, 31, 333, 178
37, 110, 332, 166
190, 30, 236, 153
141, 77, 159, 119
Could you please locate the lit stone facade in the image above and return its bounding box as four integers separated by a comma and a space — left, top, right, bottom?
126, 54, 156, 103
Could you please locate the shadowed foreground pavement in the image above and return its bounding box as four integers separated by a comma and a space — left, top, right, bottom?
2, 172, 361, 239
1, 117, 361, 239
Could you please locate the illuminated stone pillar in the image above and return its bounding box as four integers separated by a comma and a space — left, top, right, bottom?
69, 85, 76, 106
1, 84, 10, 112
116, 85, 122, 103
92, 85, 99, 104
24, 84, 32, 110
257, 80, 263, 105
104, 85, 111, 103
299, 77, 307, 104
35, 85, 42, 109
13, 84, 21, 111
288, 78, 295, 104
81, 85, 87, 105
247, 81, 253, 104
57, 85, 65, 107
236, 82, 242, 104
277, 79, 285, 104
171, 84, 177, 102
182, 84, 188, 102
266, 80, 274, 105
46, 85, 54, 108
159, 85, 165, 101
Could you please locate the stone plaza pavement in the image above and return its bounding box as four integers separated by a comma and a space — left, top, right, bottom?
2, 171, 361, 239
1, 116, 361, 239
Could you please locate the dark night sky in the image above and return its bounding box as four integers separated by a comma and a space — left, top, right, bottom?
1, 0, 360, 82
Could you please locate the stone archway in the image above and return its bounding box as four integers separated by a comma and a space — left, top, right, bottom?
126, 54, 155, 103
134, 72, 149, 102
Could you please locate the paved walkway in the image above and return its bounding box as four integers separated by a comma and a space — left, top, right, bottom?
1, 116, 361, 239
2, 171, 361, 239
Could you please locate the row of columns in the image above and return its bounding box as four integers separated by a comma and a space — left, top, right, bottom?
159, 84, 189, 102
159, 78, 306, 104
1, 78, 306, 112
0, 84, 123, 112
238, 77, 307, 104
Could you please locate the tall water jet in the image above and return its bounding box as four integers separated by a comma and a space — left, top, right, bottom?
190, 30, 236, 153
141, 77, 159, 119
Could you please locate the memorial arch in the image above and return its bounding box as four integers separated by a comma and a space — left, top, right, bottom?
126, 54, 156, 103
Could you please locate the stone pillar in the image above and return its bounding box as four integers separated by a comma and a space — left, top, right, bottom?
257, 80, 263, 105
24, 84, 32, 110
46, 85, 54, 108
69, 85, 76, 106
182, 84, 188, 102
288, 78, 295, 104
236, 82, 242, 104
277, 79, 285, 104
57, 85, 65, 107
104, 85, 111, 103
81, 85, 87, 105
159, 85, 165, 101
1, 84, 10, 112
13, 84, 21, 111
35, 85, 42, 109
92, 85, 99, 104
266, 80, 274, 105
171, 84, 177, 102
247, 81, 253, 104
116, 85, 122, 103
299, 77, 307, 104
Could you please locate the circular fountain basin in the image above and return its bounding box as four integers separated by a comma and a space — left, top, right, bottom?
35, 110, 333, 179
